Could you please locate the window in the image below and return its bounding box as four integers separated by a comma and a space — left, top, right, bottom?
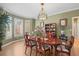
14, 18, 23, 38
5, 16, 12, 40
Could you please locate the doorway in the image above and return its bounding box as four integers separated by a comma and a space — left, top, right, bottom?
72, 16, 79, 39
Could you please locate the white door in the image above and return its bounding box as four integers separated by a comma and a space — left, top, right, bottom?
72, 16, 79, 39
77, 18, 79, 38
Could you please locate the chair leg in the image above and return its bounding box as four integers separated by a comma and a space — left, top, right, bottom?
25, 46, 27, 55
30, 47, 32, 56
54, 45, 57, 56
51, 46, 53, 55
36, 51, 37, 56
49, 49, 51, 56
40, 52, 42, 56
44, 51, 46, 56
36, 47, 37, 56
55, 50, 58, 56
69, 52, 70, 56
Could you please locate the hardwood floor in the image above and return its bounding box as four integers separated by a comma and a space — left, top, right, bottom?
0, 39, 79, 56
71, 39, 79, 56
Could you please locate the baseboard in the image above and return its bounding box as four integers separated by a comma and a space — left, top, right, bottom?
2, 39, 24, 48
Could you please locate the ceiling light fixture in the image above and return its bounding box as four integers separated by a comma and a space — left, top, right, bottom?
38, 3, 48, 20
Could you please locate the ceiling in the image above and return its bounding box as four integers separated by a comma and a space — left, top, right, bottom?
0, 3, 79, 19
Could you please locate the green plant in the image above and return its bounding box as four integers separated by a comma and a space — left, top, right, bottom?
35, 31, 42, 36
0, 9, 10, 44
31, 30, 42, 37
31, 26, 44, 37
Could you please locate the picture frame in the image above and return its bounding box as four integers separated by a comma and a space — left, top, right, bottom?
60, 18, 67, 27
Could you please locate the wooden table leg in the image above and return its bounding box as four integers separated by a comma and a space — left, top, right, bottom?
54, 45, 57, 56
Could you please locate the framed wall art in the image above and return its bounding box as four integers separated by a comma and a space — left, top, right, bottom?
60, 18, 67, 27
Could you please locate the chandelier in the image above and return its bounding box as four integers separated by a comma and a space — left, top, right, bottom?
38, 3, 48, 20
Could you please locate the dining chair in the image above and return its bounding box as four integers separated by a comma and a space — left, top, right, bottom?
24, 34, 37, 56
56, 36, 74, 56
36, 38, 51, 56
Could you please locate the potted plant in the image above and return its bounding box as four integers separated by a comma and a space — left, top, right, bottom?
0, 8, 10, 51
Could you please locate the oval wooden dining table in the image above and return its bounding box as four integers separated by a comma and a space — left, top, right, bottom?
28, 35, 61, 55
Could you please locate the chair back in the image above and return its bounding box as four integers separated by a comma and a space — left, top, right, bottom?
38, 37, 47, 49
24, 33, 30, 46
37, 38, 42, 49
67, 36, 74, 49
70, 36, 74, 48
24, 34, 28, 41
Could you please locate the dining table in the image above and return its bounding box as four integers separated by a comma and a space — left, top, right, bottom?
28, 35, 61, 55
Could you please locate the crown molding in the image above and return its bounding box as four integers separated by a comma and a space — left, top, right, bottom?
49, 8, 79, 17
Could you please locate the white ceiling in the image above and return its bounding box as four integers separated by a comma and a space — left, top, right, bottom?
0, 3, 79, 19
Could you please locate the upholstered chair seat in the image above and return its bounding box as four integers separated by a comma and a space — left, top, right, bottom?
56, 36, 74, 56
28, 40, 37, 47
57, 45, 69, 52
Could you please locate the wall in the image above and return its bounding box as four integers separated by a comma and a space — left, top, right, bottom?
35, 9, 79, 36
25, 20, 32, 33
31, 19, 35, 31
